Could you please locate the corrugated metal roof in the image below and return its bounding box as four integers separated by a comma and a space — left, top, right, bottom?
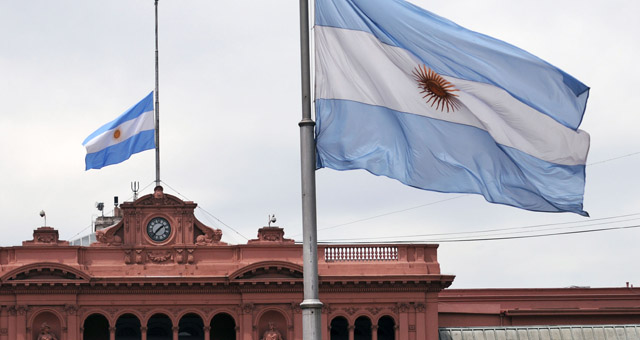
440, 325, 640, 340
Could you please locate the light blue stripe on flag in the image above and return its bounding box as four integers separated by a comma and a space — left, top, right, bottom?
316, 99, 586, 214
83, 92, 155, 170
314, 0, 590, 215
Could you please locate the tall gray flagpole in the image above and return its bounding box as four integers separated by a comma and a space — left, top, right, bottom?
154, 0, 161, 187
299, 0, 323, 340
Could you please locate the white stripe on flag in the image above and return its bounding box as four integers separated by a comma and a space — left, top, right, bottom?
315, 26, 589, 166
84, 109, 155, 154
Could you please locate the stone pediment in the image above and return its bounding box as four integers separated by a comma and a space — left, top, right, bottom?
133, 190, 187, 207
93, 186, 225, 248
0, 262, 90, 283
230, 261, 303, 281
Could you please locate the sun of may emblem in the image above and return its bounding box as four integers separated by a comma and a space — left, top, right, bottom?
413, 65, 460, 113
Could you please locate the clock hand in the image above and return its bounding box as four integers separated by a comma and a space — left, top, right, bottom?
154, 226, 165, 236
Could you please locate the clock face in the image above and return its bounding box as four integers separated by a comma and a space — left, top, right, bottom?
146, 217, 171, 242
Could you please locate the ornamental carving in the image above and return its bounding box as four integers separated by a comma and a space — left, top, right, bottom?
415, 303, 426, 312
242, 303, 254, 314
124, 250, 132, 264
187, 249, 195, 264
135, 250, 144, 264
396, 303, 410, 313
0, 328, 7, 335
17, 305, 29, 315
64, 304, 78, 315
7, 306, 17, 316
366, 307, 382, 315
322, 304, 333, 315
200, 307, 214, 316
343, 307, 358, 315
409, 325, 416, 332
105, 308, 119, 317
196, 229, 223, 245
290, 303, 302, 314
147, 250, 173, 263
37, 234, 55, 243
175, 249, 184, 263
248, 227, 294, 244
95, 222, 123, 246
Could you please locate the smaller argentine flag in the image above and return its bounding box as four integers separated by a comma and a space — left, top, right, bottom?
83, 92, 155, 170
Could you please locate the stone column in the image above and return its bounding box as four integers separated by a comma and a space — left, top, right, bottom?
241, 304, 253, 340
173, 326, 179, 340
415, 303, 426, 340
141, 326, 148, 340
320, 307, 329, 340
15, 306, 27, 340
0, 306, 8, 340
65, 304, 79, 340
109, 326, 116, 340
348, 325, 355, 340
425, 292, 439, 340
203, 326, 211, 340
372, 324, 379, 340
292, 303, 303, 340
7, 307, 16, 340
397, 303, 409, 340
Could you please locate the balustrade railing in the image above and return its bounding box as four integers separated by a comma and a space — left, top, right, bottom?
324, 246, 398, 262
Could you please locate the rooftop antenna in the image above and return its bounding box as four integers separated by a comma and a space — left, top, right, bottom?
268, 214, 277, 227
131, 181, 139, 201
39, 210, 46, 226
96, 202, 105, 217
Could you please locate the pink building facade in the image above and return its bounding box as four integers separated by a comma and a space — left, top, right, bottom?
0, 187, 638, 340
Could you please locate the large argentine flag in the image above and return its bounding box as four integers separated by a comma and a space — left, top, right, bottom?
83, 92, 155, 170
314, 0, 590, 215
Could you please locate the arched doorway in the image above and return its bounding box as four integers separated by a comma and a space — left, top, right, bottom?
354, 316, 372, 340
179, 313, 204, 340
83, 313, 110, 340
330, 316, 349, 340
116, 314, 141, 340
210, 313, 236, 340
147, 313, 173, 340
377, 316, 395, 340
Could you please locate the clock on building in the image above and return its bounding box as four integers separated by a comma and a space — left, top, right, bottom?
146, 217, 172, 242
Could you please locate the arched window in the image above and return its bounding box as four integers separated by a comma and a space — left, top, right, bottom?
116, 314, 141, 340
147, 313, 172, 340
354, 316, 372, 340
330, 316, 348, 340
210, 313, 236, 340
179, 313, 204, 340
83, 313, 110, 340
377, 315, 395, 340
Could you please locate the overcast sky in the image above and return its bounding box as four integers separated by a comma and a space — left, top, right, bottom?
1, 0, 639, 289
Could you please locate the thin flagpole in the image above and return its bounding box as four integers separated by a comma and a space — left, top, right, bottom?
154, 0, 161, 187
298, 0, 323, 340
